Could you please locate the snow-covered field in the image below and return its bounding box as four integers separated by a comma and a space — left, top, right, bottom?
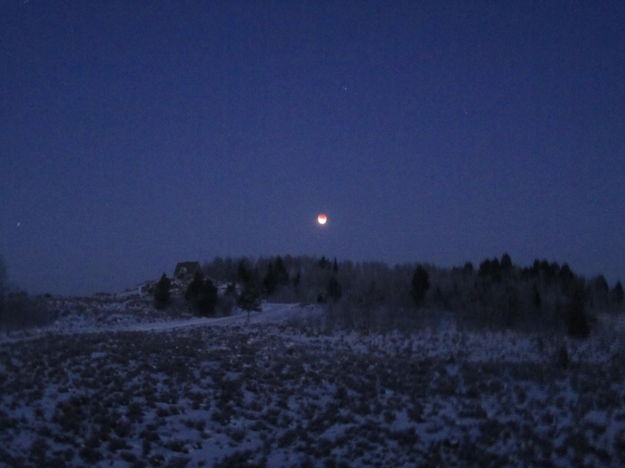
1, 298, 625, 467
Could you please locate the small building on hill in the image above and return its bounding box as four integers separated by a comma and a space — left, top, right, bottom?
174, 261, 201, 282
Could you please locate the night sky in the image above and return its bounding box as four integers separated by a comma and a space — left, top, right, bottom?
2, 1, 624, 295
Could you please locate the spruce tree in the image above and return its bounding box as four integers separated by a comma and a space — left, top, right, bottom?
154, 274, 171, 309
411, 266, 430, 306
237, 261, 252, 286
185, 270, 204, 301
326, 276, 342, 302
501, 253, 512, 271
263, 264, 277, 296
566, 286, 590, 339
0, 255, 6, 316
612, 281, 624, 307
274, 256, 289, 285
318, 256, 330, 269
195, 279, 218, 316
532, 286, 542, 311
238, 284, 261, 321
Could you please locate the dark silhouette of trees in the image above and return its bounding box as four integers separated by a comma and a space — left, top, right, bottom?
326, 276, 342, 302
566, 285, 590, 339
274, 256, 289, 285
195, 279, 218, 316
195, 254, 614, 334
593, 275, 609, 294
479, 258, 502, 282
237, 261, 252, 286
318, 256, 330, 269
238, 284, 261, 317
185, 271, 218, 316
501, 253, 513, 272
0, 255, 6, 316
263, 263, 277, 296
411, 266, 430, 306
587, 275, 610, 310
154, 274, 171, 309
292, 272, 301, 289
262, 257, 290, 297
532, 285, 542, 311
559, 264, 574, 283
185, 271, 204, 301
611, 281, 624, 307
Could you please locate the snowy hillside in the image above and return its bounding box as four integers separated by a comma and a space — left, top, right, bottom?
1, 297, 625, 466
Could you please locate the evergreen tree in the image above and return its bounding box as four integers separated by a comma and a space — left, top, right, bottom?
195, 279, 218, 316
593, 275, 609, 294
0, 255, 6, 316
274, 256, 289, 285
185, 270, 204, 301
559, 264, 575, 292
541, 260, 556, 284
478, 259, 491, 278
154, 274, 171, 309
560, 264, 574, 282
611, 281, 624, 307
292, 272, 301, 288
532, 285, 542, 311
478, 258, 502, 281
238, 284, 261, 320
566, 286, 590, 339
237, 261, 252, 286
411, 266, 430, 306
590, 275, 610, 309
501, 253, 513, 271
326, 276, 342, 302
263, 263, 277, 296
318, 256, 330, 269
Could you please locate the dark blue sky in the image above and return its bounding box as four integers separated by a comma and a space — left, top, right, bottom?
2, 1, 624, 295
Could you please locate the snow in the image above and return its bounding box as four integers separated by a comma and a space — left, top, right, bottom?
1, 295, 625, 466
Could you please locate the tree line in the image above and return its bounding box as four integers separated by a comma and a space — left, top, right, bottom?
152, 254, 623, 338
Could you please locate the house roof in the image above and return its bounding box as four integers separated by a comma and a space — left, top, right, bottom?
174, 261, 201, 277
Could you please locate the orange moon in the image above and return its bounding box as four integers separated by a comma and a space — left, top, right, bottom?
317, 214, 328, 225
